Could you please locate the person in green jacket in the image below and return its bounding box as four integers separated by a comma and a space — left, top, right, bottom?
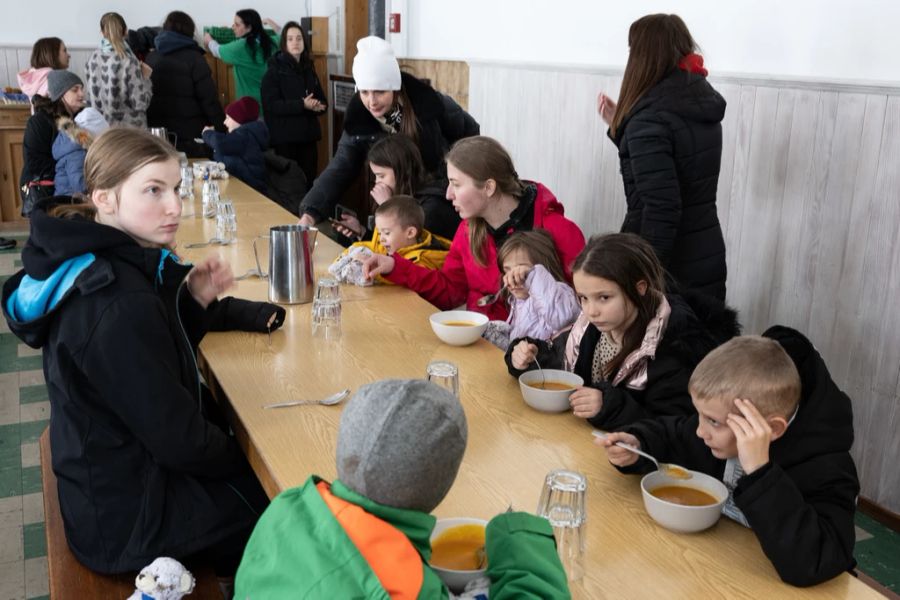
203, 9, 278, 112
235, 379, 571, 598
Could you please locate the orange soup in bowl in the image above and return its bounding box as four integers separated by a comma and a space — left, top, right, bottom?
430, 524, 486, 570
651, 485, 718, 507
442, 321, 477, 327
526, 381, 575, 391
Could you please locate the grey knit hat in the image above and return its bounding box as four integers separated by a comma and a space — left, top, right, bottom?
337, 379, 467, 512
47, 70, 83, 102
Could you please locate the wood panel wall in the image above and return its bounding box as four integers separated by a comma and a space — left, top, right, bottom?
398, 59, 469, 110
1, 45, 93, 90
469, 62, 900, 514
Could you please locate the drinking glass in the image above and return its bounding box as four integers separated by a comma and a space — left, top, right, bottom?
215, 200, 236, 243
311, 297, 342, 340
536, 469, 586, 583
315, 278, 341, 303
426, 360, 459, 397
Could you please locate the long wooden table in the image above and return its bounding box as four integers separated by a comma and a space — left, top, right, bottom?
178, 178, 882, 599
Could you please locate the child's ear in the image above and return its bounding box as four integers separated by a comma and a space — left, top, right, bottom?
91, 189, 116, 215
406, 226, 419, 240
767, 415, 790, 441
636, 279, 649, 296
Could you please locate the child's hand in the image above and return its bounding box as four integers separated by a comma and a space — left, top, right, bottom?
202, 125, 214, 133
334, 214, 363, 238
726, 398, 772, 474
370, 182, 393, 205
187, 254, 234, 308
570, 386, 603, 418
361, 254, 395, 280
595, 431, 641, 467
503, 265, 532, 299
510, 341, 537, 370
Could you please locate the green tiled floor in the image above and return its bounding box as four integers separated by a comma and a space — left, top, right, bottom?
856, 512, 900, 594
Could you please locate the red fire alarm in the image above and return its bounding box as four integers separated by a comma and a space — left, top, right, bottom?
389, 13, 401, 33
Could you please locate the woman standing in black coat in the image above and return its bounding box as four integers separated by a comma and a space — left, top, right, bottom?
598, 14, 727, 300
298, 36, 479, 227
145, 11, 225, 157
261, 21, 326, 186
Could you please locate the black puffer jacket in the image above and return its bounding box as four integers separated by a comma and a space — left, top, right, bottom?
299, 72, 480, 221
1, 199, 285, 573
619, 326, 859, 587
506, 292, 740, 431
260, 51, 327, 146
417, 177, 461, 241
612, 67, 727, 300
20, 109, 58, 190
145, 31, 225, 157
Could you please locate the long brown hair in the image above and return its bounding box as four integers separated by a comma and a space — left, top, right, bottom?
367, 135, 424, 196
50, 128, 180, 220
610, 14, 697, 137
30, 37, 65, 69
497, 230, 567, 284
100, 12, 129, 58
445, 136, 525, 266
279, 21, 312, 66
395, 84, 419, 144
572, 233, 666, 377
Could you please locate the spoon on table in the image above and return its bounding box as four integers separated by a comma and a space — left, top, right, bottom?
263, 388, 350, 409
592, 431, 692, 479
476, 285, 506, 307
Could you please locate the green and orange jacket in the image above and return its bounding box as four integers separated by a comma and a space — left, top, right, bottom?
339, 227, 451, 284
234, 476, 570, 599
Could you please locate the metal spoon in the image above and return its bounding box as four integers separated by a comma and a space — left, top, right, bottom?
592, 431, 692, 479
533, 355, 546, 387
184, 238, 224, 249
476, 286, 507, 307
263, 388, 350, 409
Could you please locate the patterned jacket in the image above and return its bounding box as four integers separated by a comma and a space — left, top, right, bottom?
85, 46, 153, 128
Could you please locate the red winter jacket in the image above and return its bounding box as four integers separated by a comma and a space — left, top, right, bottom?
385, 182, 585, 320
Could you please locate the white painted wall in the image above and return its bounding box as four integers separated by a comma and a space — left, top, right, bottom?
402, 0, 900, 84
3, 0, 343, 53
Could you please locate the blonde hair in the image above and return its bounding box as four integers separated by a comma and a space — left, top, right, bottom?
50, 128, 180, 220
445, 136, 525, 266
100, 12, 128, 58
689, 336, 801, 417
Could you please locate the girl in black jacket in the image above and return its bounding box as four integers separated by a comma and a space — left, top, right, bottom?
261, 21, 327, 186
2, 128, 283, 582
507, 233, 739, 432
298, 36, 479, 227
145, 11, 226, 158
597, 14, 728, 300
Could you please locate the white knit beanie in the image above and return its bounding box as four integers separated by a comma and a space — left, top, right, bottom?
352, 36, 401, 91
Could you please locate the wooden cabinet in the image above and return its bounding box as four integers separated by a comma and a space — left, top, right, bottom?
0, 105, 29, 222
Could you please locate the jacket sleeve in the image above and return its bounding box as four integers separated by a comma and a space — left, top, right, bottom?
438, 93, 479, 143
125, 55, 153, 112
298, 130, 368, 221
383, 226, 469, 309
587, 355, 695, 431
309, 68, 327, 108
218, 39, 252, 68
80, 292, 244, 479
505, 334, 567, 378
207, 296, 286, 333
486, 512, 570, 599
618, 414, 707, 474
23, 114, 57, 180
193, 54, 225, 128
734, 457, 859, 587
261, 68, 305, 117
84, 54, 102, 112
203, 129, 247, 155
65, 147, 86, 193
526, 266, 581, 335
624, 114, 681, 267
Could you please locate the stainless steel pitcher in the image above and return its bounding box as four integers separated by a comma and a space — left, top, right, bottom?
149, 127, 178, 147
253, 225, 318, 304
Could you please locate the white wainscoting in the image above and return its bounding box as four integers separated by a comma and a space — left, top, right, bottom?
1, 45, 94, 91
470, 61, 900, 513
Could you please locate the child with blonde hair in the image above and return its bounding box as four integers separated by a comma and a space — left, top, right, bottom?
599, 330, 860, 586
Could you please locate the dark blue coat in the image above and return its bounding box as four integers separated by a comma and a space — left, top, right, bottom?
203, 120, 269, 194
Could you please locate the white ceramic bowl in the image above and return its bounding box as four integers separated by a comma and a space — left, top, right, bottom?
429, 517, 488, 593
429, 311, 489, 346
518, 369, 584, 412
640, 470, 728, 533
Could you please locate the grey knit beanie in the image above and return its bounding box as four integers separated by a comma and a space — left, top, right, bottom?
337, 379, 467, 513
47, 70, 83, 102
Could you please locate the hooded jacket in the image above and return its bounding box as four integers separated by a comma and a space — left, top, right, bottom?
343, 227, 451, 283
260, 51, 327, 146
85, 44, 153, 128
216, 34, 280, 110
51, 117, 92, 196
299, 72, 480, 222
506, 264, 582, 343
20, 109, 59, 194
416, 177, 461, 241
1, 199, 280, 573
617, 326, 859, 587
612, 61, 728, 300
386, 182, 586, 321
17, 66, 52, 101
145, 31, 225, 157
235, 476, 570, 599
202, 120, 269, 194
506, 291, 741, 431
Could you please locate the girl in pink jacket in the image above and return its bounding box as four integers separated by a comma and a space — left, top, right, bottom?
362, 136, 585, 320
484, 231, 581, 349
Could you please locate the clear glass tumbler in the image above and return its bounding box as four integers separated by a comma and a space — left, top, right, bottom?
426, 360, 459, 397
536, 469, 587, 583
311, 298, 342, 340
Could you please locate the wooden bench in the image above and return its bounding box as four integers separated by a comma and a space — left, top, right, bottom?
40, 428, 223, 599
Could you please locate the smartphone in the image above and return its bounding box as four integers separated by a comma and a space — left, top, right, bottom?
335, 204, 358, 220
